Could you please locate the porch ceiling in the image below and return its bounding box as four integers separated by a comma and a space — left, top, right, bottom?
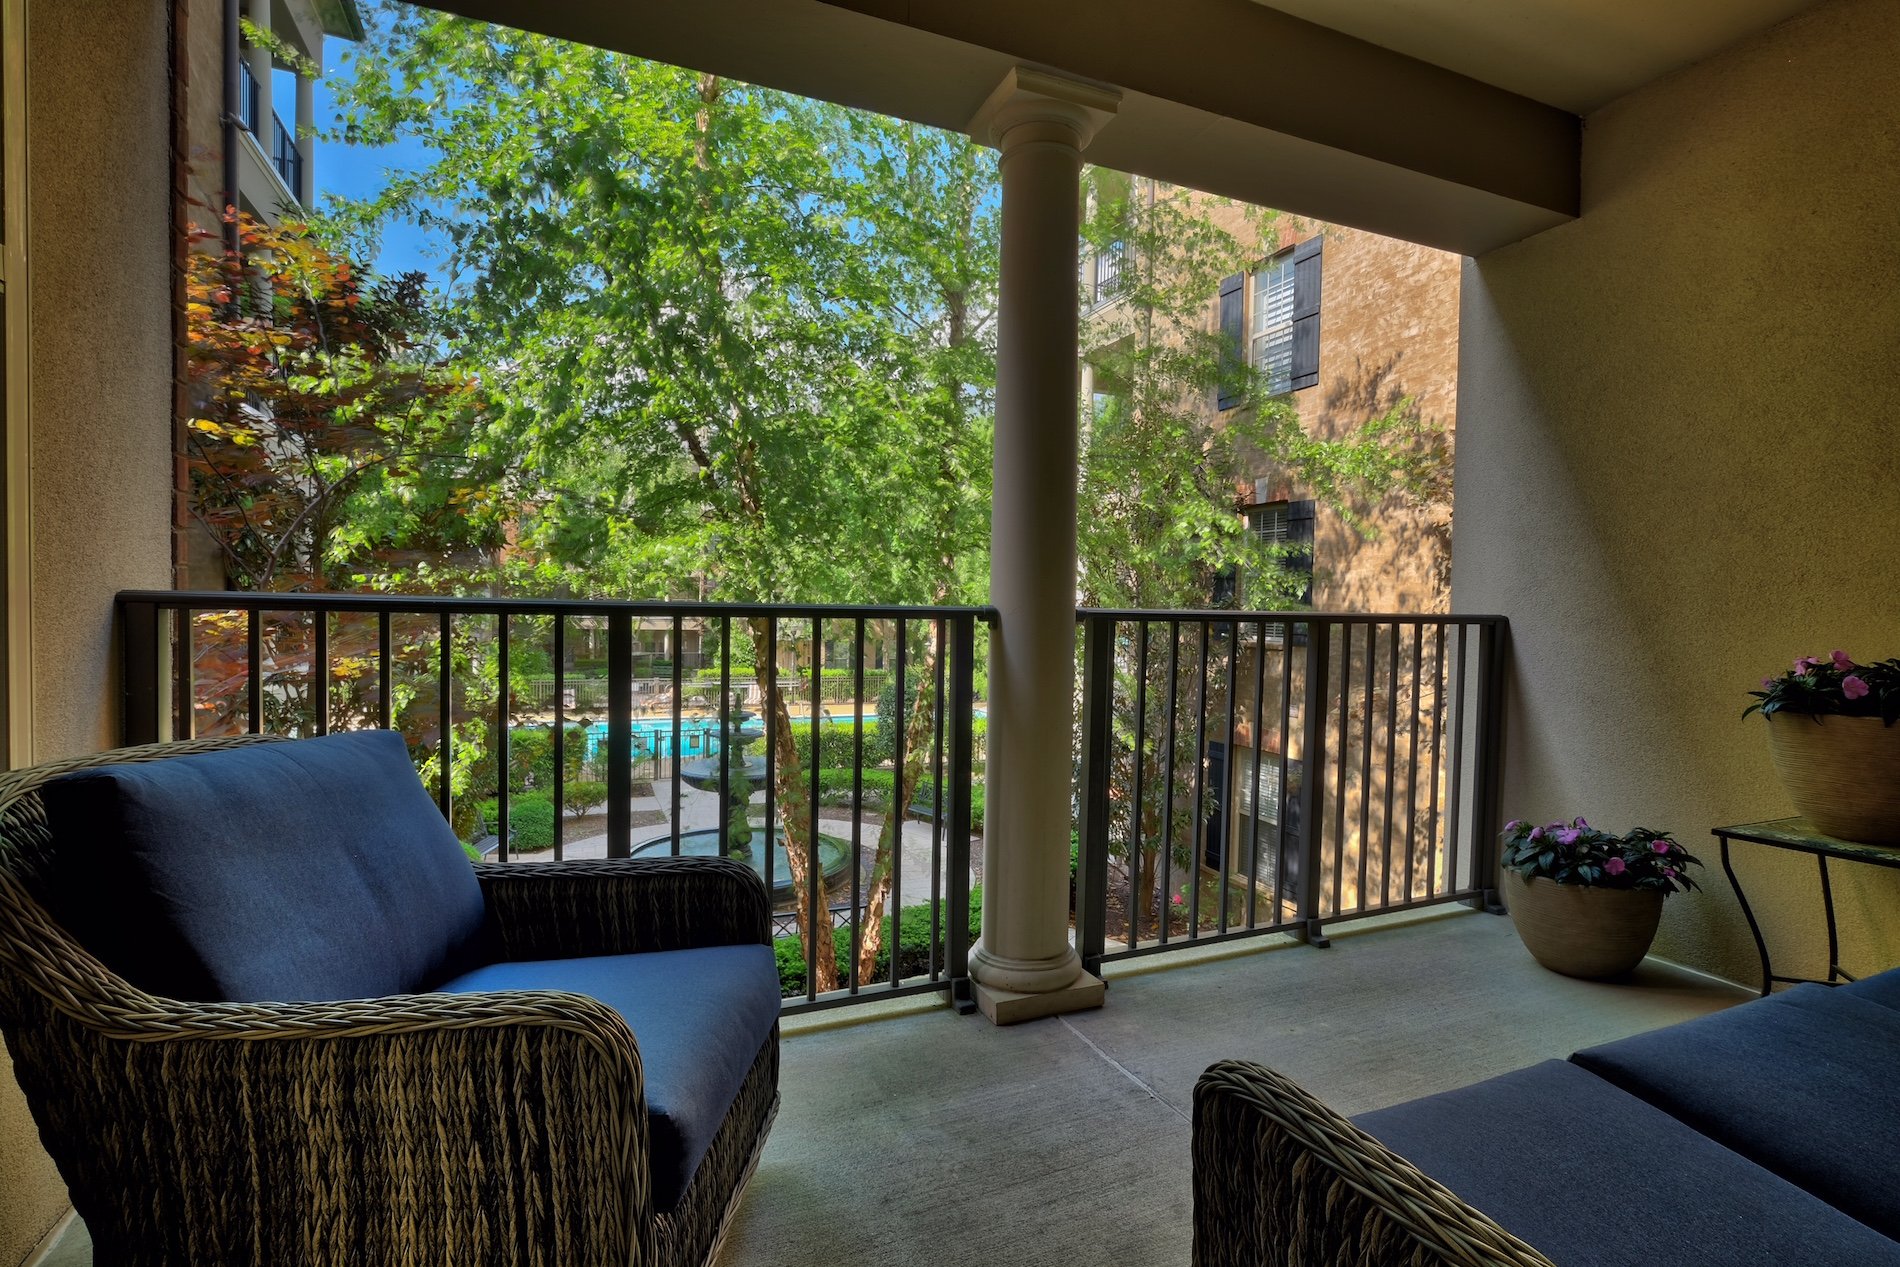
410, 0, 1580, 254
1253, 0, 1826, 114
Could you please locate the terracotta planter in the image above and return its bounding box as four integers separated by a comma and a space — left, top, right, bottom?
1503, 870, 1664, 980
1764, 714, 1900, 845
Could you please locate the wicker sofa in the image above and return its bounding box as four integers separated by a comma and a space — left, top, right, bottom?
1194, 970, 1900, 1267
0, 732, 779, 1267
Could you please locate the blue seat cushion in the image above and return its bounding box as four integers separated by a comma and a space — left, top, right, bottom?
1841, 965, 1900, 1012
1354, 1060, 1900, 1266
437, 943, 780, 1213
1571, 985, 1900, 1239
40, 731, 491, 1003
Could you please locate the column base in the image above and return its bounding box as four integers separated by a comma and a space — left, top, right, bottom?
973, 972, 1106, 1025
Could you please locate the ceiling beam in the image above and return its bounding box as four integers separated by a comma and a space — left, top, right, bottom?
411, 0, 1580, 253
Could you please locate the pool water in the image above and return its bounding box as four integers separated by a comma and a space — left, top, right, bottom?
581, 712, 873, 762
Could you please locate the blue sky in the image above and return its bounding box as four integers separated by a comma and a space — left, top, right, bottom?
306, 31, 445, 283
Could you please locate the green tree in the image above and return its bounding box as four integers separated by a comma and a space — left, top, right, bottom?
329, 8, 997, 990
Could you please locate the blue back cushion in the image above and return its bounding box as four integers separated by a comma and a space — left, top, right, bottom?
41, 732, 492, 1003
1571, 984, 1900, 1239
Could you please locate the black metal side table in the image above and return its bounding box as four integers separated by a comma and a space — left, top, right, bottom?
1712, 818, 1900, 997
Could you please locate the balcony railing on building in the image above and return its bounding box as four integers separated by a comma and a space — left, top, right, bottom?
118, 592, 988, 1013
1073, 609, 1507, 967
236, 58, 304, 198
1091, 241, 1126, 307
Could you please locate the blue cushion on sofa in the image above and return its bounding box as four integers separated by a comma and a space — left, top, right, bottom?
1571, 984, 1900, 1239
1841, 965, 1900, 1012
1354, 1060, 1900, 1266
40, 731, 490, 1003
436, 943, 780, 1213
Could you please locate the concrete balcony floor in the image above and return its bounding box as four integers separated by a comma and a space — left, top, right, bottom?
717, 909, 1745, 1267
40, 910, 1745, 1267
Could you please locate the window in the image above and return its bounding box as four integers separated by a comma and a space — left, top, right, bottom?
1247, 500, 1315, 614
1222, 236, 1322, 406
1250, 255, 1297, 394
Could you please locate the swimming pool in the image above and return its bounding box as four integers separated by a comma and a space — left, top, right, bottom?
579, 712, 874, 761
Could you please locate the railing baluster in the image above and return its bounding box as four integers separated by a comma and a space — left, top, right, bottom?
1246, 618, 1266, 931
1472, 620, 1507, 911
1447, 623, 1470, 897
553, 616, 566, 862
437, 611, 453, 823
1358, 624, 1376, 913
1428, 623, 1447, 898
947, 614, 977, 1012
671, 614, 684, 856
1188, 621, 1211, 939
176, 607, 194, 742
496, 615, 510, 865
377, 611, 392, 730
1272, 621, 1294, 927
764, 615, 778, 907
1406, 623, 1424, 900
929, 618, 946, 981
719, 615, 733, 864
1295, 618, 1331, 947
808, 618, 824, 1005
1332, 622, 1351, 916
1384, 624, 1401, 907
247, 609, 264, 736
1075, 614, 1114, 974
849, 616, 865, 994
1218, 620, 1239, 934
1158, 621, 1180, 947
1128, 621, 1149, 951
889, 618, 905, 989
607, 610, 631, 860
313, 611, 329, 737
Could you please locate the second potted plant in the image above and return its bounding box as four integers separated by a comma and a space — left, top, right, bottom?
1500, 818, 1701, 979
1745, 651, 1900, 845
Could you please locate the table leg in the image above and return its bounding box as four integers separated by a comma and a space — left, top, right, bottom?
1722, 837, 1772, 997
1819, 854, 1841, 984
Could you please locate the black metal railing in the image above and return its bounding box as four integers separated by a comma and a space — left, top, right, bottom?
1074, 610, 1507, 970
119, 592, 991, 1012
271, 113, 303, 198
238, 59, 258, 133
1092, 241, 1125, 306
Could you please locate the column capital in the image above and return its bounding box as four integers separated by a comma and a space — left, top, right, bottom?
968, 67, 1120, 151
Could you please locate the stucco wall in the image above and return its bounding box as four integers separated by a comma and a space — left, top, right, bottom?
4, 0, 177, 1260
1453, 0, 1900, 986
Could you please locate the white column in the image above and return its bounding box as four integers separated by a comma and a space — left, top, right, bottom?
967, 69, 1118, 1025
295, 72, 316, 203
245, 0, 272, 142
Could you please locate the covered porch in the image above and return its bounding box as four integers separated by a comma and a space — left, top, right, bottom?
6, 0, 1899, 1263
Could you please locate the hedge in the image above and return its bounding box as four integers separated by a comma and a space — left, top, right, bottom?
475, 790, 557, 851
773, 887, 984, 996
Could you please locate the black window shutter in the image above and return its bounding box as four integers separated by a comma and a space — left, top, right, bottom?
1215, 272, 1245, 410
1290, 238, 1322, 391
1287, 499, 1317, 606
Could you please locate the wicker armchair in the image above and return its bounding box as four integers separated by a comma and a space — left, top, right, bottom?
0, 736, 778, 1267
1192, 1061, 1556, 1267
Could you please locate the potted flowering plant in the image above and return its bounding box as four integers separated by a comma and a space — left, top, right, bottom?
1745, 651, 1900, 845
1499, 818, 1702, 979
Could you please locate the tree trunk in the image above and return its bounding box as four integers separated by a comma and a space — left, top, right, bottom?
748, 615, 838, 994
852, 626, 941, 983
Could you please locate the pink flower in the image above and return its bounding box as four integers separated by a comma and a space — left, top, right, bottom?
1762, 677, 1777, 689
1556, 828, 1581, 845
1832, 650, 1855, 671
1505, 819, 1525, 833
1794, 656, 1823, 675
1576, 817, 1591, 830
1843, 675, 1871, 700
1652, 840, 1671, 853
1529, 827, 1544, 842
1663, 866, 1678, 878
1171, 894, 1184, 906
1603, 857, 1627, 876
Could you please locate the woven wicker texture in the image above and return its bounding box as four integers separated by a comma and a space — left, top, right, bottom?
1192, 1061, 1557, 1267
0, 736, 779, 1267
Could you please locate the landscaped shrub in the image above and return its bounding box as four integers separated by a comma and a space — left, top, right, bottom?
562, 779, 608, 817
772, 887, 984, 996
476, 790, 557, 851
